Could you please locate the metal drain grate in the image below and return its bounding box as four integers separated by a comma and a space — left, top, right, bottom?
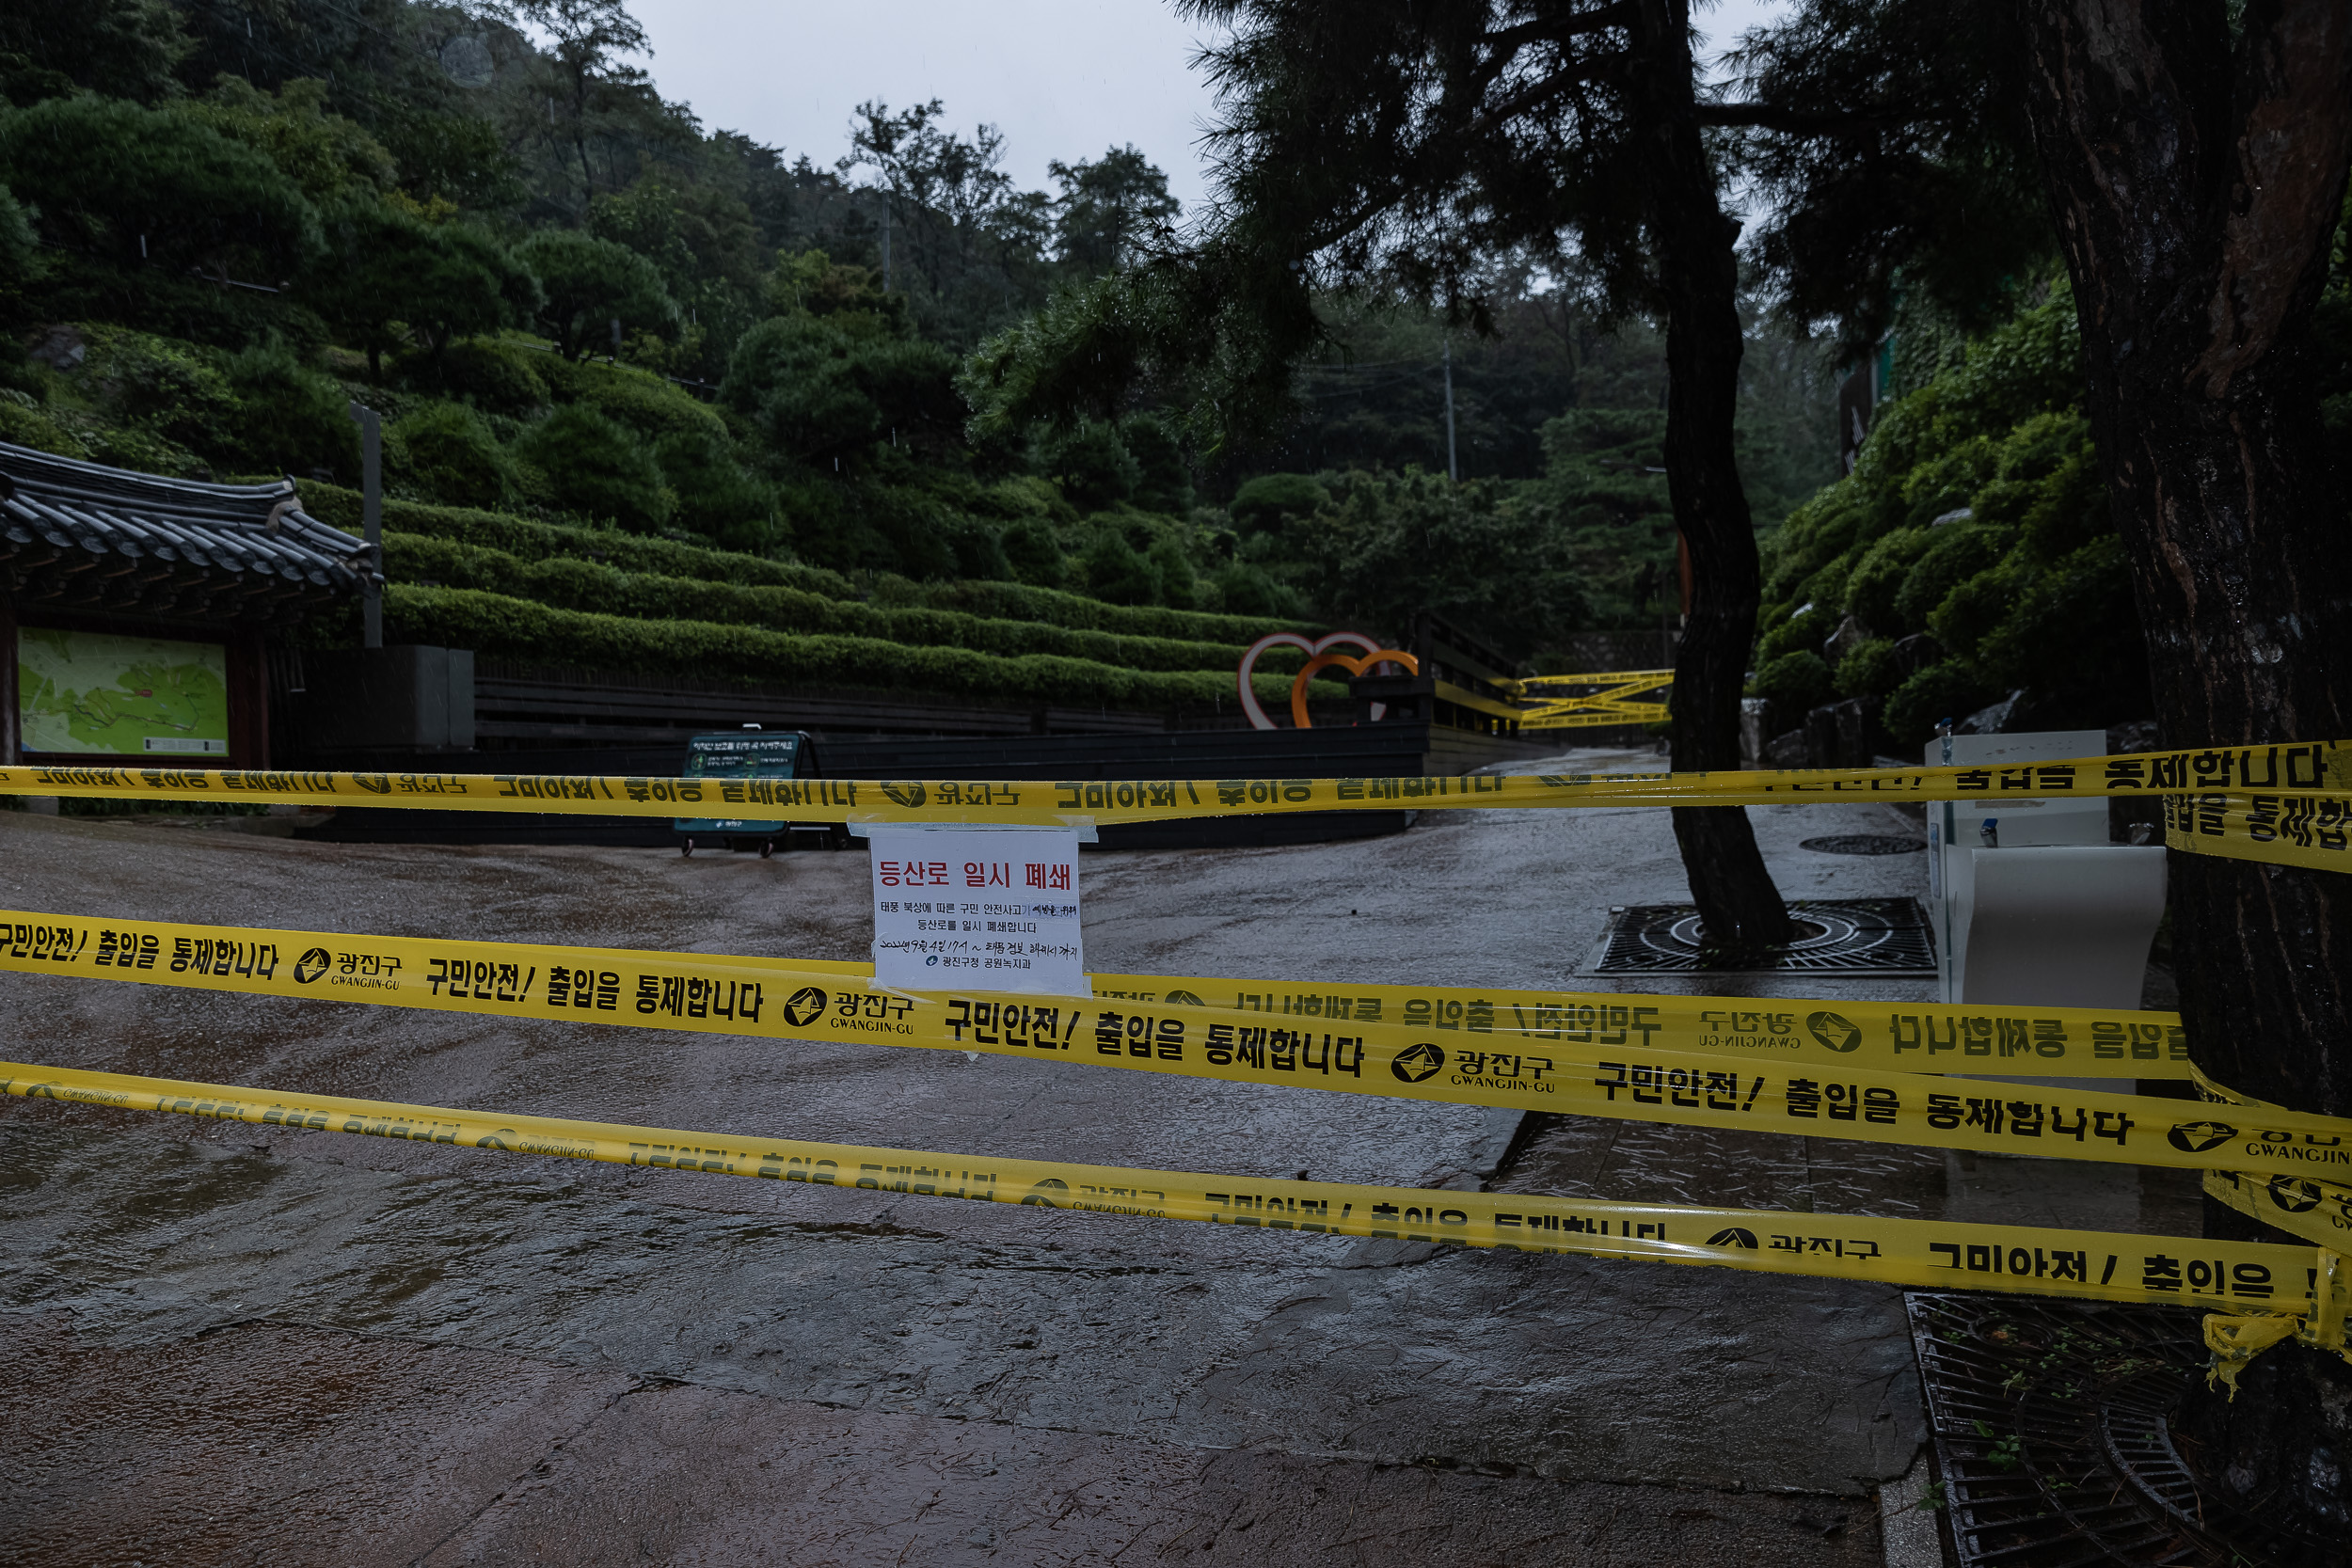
1800, 833, 1927, 856
1907, 1291, 2328, 1568
1590, 896, 1937, 974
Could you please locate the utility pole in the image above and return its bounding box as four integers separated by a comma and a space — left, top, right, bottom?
1442, 337, 1458, 482
345, 403, 383, 649
881, 197, 892, 293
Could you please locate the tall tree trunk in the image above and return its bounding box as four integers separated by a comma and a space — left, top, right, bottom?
1630, 0, 1794, 953
2014, 0, 2352, 1546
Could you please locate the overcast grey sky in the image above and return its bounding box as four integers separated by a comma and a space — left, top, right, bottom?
626, 0, 1790, 218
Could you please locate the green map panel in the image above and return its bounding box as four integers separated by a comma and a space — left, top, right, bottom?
18, 629, 230, 756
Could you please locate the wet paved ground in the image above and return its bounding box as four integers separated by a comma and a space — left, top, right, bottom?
0, 751, 2194, 1565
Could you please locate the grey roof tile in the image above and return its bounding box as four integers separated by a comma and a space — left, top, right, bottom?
0, 440, 375, 624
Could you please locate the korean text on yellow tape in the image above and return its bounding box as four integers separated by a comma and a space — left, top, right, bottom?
8, 908, 2350, 1180
3, 739, 2349, 875
3, 1059, 2336, 1320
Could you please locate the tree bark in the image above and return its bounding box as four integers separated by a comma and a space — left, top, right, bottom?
2014, 0, 2352, 1546
1631, 0, 1794, 953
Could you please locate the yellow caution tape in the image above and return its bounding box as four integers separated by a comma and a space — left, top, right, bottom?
2, 738, 2344, 830
8, 907, 2349, 1178
2160, 790, 2352, 873
2203, 1310, 2311, 1396
2190, 1070, 2352, 1253
2, 1058, 2333, 1316
2203, 1166, 2352, 1252
1514, 670, 1674, 730
1090, 968, 2193, 1080
0, 905, 2189, 1078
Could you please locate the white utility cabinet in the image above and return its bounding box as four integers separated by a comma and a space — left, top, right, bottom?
1927, 730, 2168, 1009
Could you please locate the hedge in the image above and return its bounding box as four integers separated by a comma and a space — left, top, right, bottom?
901, 578, 1319, 645
298, 482, 858, 597
384, 586, 1343, 711
301, 482, 1319, 644
382, 533, 1298, 677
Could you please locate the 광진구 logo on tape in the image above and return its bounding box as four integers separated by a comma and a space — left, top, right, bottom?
1391, 1042, 1445, 1083
781, 986, 828, 1028
2169, 1120, 2237, 1153
1807, 1011, 1863, 1053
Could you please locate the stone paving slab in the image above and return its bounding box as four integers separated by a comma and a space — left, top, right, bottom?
0, 1314, 1884, 1568
0, 1118, 1918, 1494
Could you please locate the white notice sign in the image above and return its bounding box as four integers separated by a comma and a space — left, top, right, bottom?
868, 827, 1085, 995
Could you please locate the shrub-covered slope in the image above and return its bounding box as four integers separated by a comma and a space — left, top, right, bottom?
381, 586, 1340, 710
1748, 287, 2148, 746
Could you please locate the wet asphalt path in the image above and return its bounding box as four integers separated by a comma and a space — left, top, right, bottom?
0, 752, 2156, 1564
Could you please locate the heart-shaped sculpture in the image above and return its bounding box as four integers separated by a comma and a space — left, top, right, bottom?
1288, 646, 1419, 729
1233, 631, 1419, 729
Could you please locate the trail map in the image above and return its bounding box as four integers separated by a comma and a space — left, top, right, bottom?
17, 629, 230, 756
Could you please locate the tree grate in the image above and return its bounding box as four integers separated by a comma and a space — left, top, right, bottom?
1905, 1291, 2330, 1568
1591, 896, 1936, 974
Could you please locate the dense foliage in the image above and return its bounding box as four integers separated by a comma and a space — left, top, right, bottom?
1751, 283, 2150, 744
0, 0, 1851, 697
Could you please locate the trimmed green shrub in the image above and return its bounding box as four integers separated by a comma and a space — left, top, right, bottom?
911, 578, 1311, 643
541, 354, 727, 443
972, 474, 1080, 528
1207, 561, 1298, 620
299, 483, 1313, 642
303, 481, 839, 593
0, 390, 92, 459
1082, 527, 1160, 605
376, 533, 1289, 675
382, 585, 1341, 710
73, 324, 239, 452
857, 484, 960, 581
1229, 472, 1328, 535
1893, 522, 2009, 631
1760, 282, 2150, 735
1001, 516, 1068, 589
1844, 527, 1933, 632
79, 422, 203, 475
1898, 434, 1997, 529
1756, 601, 1833, 663
1833, 637, 1903, 701
1042, 421, 1139, 511
1927, 562, 2020, 661
1148, 533, 1198, 609
653, 425, 776, 553
220, 338, 357, 481
1883, 660, 1999, 749
512, 404, 671, 532
1750, 650, 1833, 716
390, 402, 514, 505
431, 337, 549, 415
943, 516, 1012, 581
1975, 536, 2145, 703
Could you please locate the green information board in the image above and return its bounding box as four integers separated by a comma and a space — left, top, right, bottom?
17, 628, 230, 756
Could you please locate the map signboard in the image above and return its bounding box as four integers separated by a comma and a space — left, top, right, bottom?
16, 628, 230, 757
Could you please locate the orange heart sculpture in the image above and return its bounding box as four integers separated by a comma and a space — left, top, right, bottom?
1290, 648, 1419, 729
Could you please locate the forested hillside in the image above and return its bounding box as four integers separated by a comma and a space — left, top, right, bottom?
0, 0, 1841, 686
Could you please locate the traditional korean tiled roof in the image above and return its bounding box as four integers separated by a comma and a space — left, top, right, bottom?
0, 440, 376, 626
